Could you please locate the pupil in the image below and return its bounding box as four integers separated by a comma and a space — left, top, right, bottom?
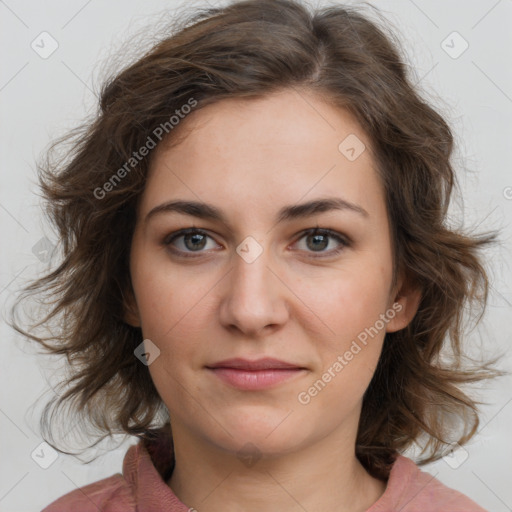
185, 233, 206, 251
308, 234, 328, 251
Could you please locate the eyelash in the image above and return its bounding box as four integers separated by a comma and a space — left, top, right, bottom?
162, 227, 351, 259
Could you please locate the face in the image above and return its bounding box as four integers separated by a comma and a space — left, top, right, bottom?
125, 88, 419, 457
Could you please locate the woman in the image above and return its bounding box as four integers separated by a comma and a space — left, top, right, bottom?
10, 0, 503, 510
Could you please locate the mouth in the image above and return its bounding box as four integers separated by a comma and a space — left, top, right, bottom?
206, 357, 306, 371
205, 358, 307, 390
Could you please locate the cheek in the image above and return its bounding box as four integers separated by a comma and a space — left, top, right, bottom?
298, 272, 390, 413
300, 263, 392, 345
131, 259, 217, 391
293, 257, 392, 400
132, 254, 211, 340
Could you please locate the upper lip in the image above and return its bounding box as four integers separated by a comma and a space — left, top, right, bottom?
206, 358, 305, 370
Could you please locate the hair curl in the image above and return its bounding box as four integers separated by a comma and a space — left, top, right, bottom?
9, 0, 504, 481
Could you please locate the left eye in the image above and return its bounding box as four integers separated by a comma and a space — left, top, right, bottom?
294, 228, 349, 256
163, 227, 349, 257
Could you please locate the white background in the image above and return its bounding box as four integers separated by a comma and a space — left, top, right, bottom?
1, 0, 511, 510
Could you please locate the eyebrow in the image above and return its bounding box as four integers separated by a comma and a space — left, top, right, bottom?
144, 197, 369, 227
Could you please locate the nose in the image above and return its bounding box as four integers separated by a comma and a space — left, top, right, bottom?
218, 242, 290, 338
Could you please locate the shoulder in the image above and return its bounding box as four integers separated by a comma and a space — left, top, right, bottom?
40, 433, 180, 512
41, 474, 135, 512
368, 455, 488, 512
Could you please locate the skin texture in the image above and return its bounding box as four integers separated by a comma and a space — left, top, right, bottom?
124, 88, 422, 512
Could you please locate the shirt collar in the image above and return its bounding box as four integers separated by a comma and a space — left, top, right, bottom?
123, 424, 190, 512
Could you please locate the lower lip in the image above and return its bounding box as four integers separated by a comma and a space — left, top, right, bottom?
207, 367, 306, 390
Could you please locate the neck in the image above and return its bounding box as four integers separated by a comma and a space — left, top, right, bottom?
167, 424, 387, 512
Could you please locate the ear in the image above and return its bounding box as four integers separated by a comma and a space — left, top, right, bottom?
385, 271, 422, 333
122, 284, 141, 328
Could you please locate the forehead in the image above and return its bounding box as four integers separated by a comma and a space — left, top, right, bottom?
141, 89, 385, 225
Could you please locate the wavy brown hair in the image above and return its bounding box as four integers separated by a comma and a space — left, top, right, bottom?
9, 0, 504, 480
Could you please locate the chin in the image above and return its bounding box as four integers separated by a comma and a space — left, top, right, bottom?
202, 414, 312, 458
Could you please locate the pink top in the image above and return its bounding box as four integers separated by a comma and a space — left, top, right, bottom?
42, 431, 487, 512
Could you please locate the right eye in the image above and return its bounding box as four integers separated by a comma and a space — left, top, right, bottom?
163, 228, 222, 257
